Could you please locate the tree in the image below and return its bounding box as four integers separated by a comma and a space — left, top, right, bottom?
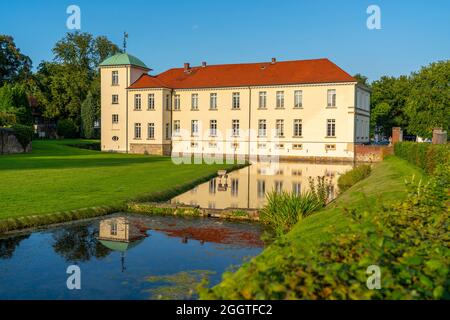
405, 60, 450, 138
371, 75, 410, 137
35, 32, 119, 127
0, 35, 32, 86
353, 73, 369, 87
0, 83, 32, 125
81, 91, 95, 138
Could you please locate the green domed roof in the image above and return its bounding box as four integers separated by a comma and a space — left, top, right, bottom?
100, 53, 149, 69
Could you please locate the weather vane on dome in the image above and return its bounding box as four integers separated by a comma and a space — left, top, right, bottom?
123, 32, 128, 53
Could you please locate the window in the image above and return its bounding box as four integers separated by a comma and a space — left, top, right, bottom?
275, 181, 283, 193
276, 119, 284, 137
134, 123, 141, 139
112, 94, 119, 104
147, 123, 154, 139
325, 144, 336, 151
173, 120, 180, 136
293, 119, 302, 137
231, 142, 239, 149
231, 178, 239, 197
275, 143, 284, 149
165, 94, 171, 110
294, 90, 303, 108
258, 119, 267, 137
174, 95, 180, 110
191, 142, 198, 148
112, 114, 119, 124
327, 89, 336, 107
134, 94, 141, 110
112, 136, 119, 141
327, 119, 336, 137
259, 91, 267, 109
110, 221, 117, 235
191, 94, 198, 110
292, 183, 301, 196
191, 120, 199, 136
209, 179, 216, 194
210, 120, 217, 137
165, 123, 170, 139
209, 142, 217, 148
148, 94, 155, 110
210, 93, 217, 110
112, 71, 119, 85
232, 92, 240, 109
232, 119, 240, 136
292, 143, 303, 150
257, 180, 266, 198
276, 91, 284, 109
258, 143, 266, 149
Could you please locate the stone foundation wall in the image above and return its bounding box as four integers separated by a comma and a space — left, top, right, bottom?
129, 143, 172, 156
0, 128, 32, 155
354, 144, 393, 162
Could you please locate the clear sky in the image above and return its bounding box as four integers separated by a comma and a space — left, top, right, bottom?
1, 0, 449, 81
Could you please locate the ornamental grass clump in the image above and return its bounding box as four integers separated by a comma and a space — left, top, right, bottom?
260, 190, 323, 236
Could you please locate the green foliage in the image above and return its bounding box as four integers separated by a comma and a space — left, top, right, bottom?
34, 32, 119, 126
353, 73, 369, 86
11, 124, 33, 149
0, 35, 32, 85
338, 165, 372, 193
308, 175, 333, 206
0, 112, 16, 126
260, 191, 323, 236
371, 75, 410, 137
0, 83, 32, 125
56, 119, 78, 138
405, 60, 450, 138
200, 168, 449, 300
81, 91, 95, 138
394, 142, 450, 175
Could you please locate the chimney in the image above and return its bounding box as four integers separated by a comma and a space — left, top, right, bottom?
184, 63, 190, 72
201, 61, 207, 68
271, 57, 277, 64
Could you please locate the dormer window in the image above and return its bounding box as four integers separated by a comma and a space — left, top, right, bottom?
112, 71, 119, 85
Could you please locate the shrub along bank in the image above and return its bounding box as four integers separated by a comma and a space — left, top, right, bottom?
199, 157, 449, 299
394, 142, 449, 175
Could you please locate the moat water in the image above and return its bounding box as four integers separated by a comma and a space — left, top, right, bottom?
0, 214, 264, 299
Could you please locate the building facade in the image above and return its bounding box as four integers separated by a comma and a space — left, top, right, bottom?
100, 53, 370, 161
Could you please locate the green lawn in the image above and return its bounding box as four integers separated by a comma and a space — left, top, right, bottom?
202, 156, 428, 298
0, 139, 234, 220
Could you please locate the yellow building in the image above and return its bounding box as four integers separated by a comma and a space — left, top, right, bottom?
100, 53, 370, 161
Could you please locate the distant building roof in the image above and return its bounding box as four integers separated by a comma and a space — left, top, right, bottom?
100, 53, 149, 70
128, 58, 356, 89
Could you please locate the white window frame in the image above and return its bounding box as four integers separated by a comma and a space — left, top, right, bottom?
258, 119, 266, 137
294, 90, 303, 108
148, 94, 155, 110
134, 94, 141, 110
259, 91, 267, 109
210, 120, 217, 137
173, 120, 180, 136
276, 119, 284, 137
191, 120, 199, 136
327, 89, 336, 107
147, 123, 155, 139
112, 94, 119, 104
112, 114, 119, 124
232, 92, 240, 109
174, 95, 180, 110
276, 91, 284, 109
232, 119, 240, 137
293, 119, 302, 137
327, 119, 336, 137
191, 94, 198, 110
134, 123, 141, 139
112, 71, 119, 85
210, 93, 217, 110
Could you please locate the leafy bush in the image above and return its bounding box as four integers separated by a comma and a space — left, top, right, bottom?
200, 165, 449, 299
56, 119, 78, 138
338, 164, 372, 193
11, 124, 33, 149
260, 191, 323, 236
394, 142, 450, 175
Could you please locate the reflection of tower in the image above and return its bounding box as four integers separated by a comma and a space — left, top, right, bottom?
98, 216, 147, 272
217, 170, 228, 191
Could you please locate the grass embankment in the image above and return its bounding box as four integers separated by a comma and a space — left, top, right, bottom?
201, 156, 429, 298
0, 139, 240, 232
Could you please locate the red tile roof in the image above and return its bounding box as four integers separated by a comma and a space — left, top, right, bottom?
128, 58, 356, 89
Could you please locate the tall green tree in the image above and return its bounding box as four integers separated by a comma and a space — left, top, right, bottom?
370, 75, 410, 137
35, 32, 120, 126
0, 83, 32, 125
0, 35, 32, 86
353, 73, 370, 87
405, 60, 450, 138
81, 91, 95, 139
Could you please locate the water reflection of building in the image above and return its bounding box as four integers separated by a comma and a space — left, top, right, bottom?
98, 217, 147, 272
171, 161, 352, 209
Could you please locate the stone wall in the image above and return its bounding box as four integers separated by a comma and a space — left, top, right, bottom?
129, 143, 172, 156
0, 128, 32, 155
354, 144, 393, 162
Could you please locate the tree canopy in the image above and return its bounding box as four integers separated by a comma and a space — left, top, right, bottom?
0, 35, 32, 86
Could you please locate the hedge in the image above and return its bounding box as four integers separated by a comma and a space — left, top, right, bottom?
11, 124, 33, 149
394, 142, 449, 175
337, 164, 372, 193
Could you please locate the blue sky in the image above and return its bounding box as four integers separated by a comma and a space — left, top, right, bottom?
1, 0, 449, 81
